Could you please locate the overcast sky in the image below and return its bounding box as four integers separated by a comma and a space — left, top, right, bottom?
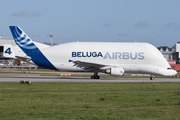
0, 0, 180, 47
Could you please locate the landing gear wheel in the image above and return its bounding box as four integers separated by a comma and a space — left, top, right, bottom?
90, 75, 100, 79
95, 76, 100, 79
150, 77, 154, 80
91, 72, 100, 79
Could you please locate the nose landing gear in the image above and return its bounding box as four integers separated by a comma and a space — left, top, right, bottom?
150, 75, 154, 80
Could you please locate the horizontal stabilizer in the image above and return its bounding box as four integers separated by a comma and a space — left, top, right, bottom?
15, 55, 31, 62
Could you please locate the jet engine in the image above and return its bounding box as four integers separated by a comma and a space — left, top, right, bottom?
105, 67, 124, 76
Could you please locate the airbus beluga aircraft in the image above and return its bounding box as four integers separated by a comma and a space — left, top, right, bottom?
6, 26, 177, 80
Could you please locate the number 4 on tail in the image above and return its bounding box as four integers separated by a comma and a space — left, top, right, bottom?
5, 47, 12, 55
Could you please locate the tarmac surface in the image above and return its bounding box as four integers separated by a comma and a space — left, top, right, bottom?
0, 73, 180, 82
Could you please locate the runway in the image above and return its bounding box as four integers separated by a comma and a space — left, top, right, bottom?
0, 73, 180, 82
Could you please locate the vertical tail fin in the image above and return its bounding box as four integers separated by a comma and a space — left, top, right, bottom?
9, 26, 57, 70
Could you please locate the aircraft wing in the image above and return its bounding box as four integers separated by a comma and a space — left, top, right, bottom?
73, 60, 109, 72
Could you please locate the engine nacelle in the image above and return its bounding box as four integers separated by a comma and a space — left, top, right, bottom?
106, 67, 124, 76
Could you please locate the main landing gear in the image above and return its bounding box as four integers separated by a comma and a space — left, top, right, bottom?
150, 75, 154, 80
91, 72, 100, 79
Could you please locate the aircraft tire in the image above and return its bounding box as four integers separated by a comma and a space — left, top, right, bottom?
150, 77, 154, 80
90, 76, 100, 79
96, 76, 100, 79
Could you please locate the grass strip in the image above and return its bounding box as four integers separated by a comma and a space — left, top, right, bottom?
0, 82, 180, 120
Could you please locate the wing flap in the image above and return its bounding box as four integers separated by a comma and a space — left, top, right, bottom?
73, 60, 108, 72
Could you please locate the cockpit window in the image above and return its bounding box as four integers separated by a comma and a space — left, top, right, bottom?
167, 68, 172, 70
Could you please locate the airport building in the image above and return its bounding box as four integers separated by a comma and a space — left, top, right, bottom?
157, 43, 180, 64
156, 42, 180, 70
0, 38, 15, 66
171, 42, 180, 64
157, 46, 172, 60
0, 37, 16, 59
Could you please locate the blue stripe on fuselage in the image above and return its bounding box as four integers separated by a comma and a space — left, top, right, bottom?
26, 48, 57, 70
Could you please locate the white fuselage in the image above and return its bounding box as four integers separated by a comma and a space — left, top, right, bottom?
38, 42, 176, 76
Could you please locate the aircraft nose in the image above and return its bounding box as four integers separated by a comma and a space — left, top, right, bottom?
172, 70, 177, 76
163, 69, 177, 76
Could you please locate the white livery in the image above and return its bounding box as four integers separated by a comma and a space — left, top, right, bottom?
6, 26, 177, 80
